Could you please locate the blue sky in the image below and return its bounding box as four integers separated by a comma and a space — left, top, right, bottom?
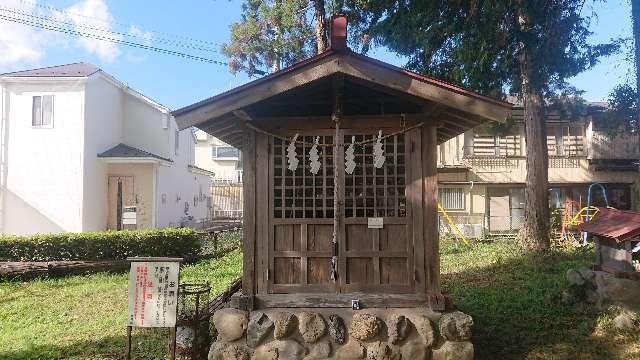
0, 0, 635, 110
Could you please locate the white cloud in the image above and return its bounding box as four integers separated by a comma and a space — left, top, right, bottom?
128, 25, 153, 46
65, 0, 121, 63
0, 0, 49, 67
0, 0, 151, 70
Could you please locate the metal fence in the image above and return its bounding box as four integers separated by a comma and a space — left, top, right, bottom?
439, 214, 524, 239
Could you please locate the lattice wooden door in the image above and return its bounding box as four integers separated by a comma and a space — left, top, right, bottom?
268, 130, 413, 294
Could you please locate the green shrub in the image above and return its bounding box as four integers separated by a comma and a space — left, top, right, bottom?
0, 228, 201, 262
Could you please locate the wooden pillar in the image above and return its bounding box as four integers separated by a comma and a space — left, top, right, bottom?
332, 74, 345, 291
408, 128, 424, 294
421, 125, 441, 296
242, 129, 256, 296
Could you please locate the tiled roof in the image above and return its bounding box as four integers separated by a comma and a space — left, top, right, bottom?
98, 143, 172, 162
578, 208, 640, 242
188, 165, 215, 176
1, 62, 100, 78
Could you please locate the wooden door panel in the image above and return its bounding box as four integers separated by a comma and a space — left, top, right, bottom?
274, 224, 301, 251
308, 257, 331, 284
273, 258, 302, 284
346, 225, 374, 251
307, 224, 333, 251
380, 224, 407, 251
346, 257, 374, 284
380, 257, 408, 285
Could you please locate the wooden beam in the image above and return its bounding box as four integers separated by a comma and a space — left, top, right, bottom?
443, 110, 484, 127
232, 109, 254, 122
253, 293, 446, 310
342, 55, 511, 122
421, 125, 441, 297
242, 128, 256, 296
174, 52, 511, 130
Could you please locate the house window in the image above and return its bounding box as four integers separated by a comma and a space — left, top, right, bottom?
32, 95, 54, 128
213, 146, 240, 159
439, 187, 465, 210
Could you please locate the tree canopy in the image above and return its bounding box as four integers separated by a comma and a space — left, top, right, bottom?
222, 0, 620, 250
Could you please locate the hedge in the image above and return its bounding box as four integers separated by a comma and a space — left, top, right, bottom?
0, 228, 201, 262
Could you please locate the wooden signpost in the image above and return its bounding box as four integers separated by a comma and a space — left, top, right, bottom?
126, 257, 183, 360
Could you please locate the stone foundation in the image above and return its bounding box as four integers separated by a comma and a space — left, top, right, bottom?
207, 308, 474, 360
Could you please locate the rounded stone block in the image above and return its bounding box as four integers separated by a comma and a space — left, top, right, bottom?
335, 340, 365, 359
213, 308, 249, 342
401, 341, 428, 360
386, 314, 410, 345
432, 341, 474, 360
298, 312, 327, 343
413, 315, 436, 347
303, 340, 331, 360
253, 339, 306, 360
328, 314, 347, 344
349, 313, 381, 341
438, 311, 473, 342
247, 312, 274, 348
366, 341, 391, 360
270, 312, 296, 340
208, 342, 252, 360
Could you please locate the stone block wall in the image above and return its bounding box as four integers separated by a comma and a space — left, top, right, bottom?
208, 307, 474, 360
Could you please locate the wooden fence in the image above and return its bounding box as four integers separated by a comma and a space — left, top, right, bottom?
210, 182, 243, 219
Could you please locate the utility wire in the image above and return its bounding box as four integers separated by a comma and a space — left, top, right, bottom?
0, 13, 229, 66
14, 0, 222, 47
0, 5, 219, 53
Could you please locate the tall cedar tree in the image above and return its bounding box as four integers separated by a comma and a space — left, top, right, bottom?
358, 1, 617, 250
222, 1, 616, 250
223, 0, 330, 76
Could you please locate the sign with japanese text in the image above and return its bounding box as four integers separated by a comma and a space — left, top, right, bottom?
127, 260, 180, 328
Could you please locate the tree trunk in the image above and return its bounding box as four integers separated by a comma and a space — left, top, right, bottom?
518, 45, 550, 251
313, 0, 327, 53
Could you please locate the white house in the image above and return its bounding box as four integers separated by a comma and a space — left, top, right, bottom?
0, 63, 213, 235
194, 129, 243, 183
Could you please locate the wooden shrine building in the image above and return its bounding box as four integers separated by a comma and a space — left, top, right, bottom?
174, 16, 511, 311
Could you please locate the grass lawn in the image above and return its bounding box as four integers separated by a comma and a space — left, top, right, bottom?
441, 239, 640, 359
0, 249, 242, 360
1, 241, 639, 359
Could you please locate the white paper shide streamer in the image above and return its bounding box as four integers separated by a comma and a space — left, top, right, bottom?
345, 136, 356, 174
373, 130, 386, 168
287, 134, 299, 172
309, 136, 321, 175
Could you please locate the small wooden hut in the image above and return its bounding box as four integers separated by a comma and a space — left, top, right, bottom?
579, 207, 640, 278
174, 16, 511, 312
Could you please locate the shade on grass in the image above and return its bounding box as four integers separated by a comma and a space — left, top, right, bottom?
441, 239, 640, 359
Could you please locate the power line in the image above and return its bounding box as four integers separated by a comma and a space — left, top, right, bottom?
0, 13, 229, 66
0, 5, 220, 53
14, 0, 223, 48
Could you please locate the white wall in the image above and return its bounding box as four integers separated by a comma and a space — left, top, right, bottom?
0, 72, 210, 234
1, 80, 85, 234
122, 91, 171, 160
156, 127, 210, 227
82, 75, 124, 231
194, 130, 241, 182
